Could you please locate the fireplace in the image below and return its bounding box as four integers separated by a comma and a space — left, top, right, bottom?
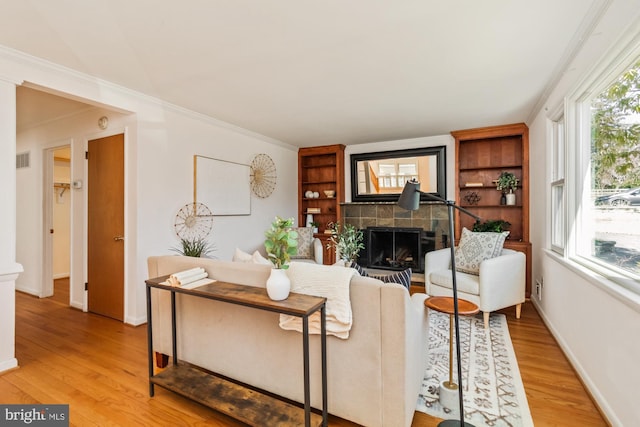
357, 227, 435, 273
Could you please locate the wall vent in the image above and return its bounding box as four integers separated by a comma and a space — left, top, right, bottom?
16, 151, 30, 169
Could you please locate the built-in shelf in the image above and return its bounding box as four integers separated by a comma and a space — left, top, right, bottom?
452, 123, 532, 297
299, 145, 345, 265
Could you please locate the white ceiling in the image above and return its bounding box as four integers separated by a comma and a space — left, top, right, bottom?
3, 1, 597, 147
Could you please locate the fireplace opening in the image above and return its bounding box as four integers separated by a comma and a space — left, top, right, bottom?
357, 227, 435, 273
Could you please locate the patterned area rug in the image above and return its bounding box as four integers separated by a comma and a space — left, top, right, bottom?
417, 310, 534, 427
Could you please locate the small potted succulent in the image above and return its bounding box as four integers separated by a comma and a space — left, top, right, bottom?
264, 216, 298, 300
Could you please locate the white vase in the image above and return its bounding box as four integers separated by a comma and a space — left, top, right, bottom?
506, 192, 516, 205
266, 268, 290, 301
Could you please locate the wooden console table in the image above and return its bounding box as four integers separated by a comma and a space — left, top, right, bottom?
145, 276, 328, 427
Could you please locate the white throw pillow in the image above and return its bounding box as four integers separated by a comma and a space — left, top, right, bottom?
251, 250, 271, 265
454, 227, 509, 275
232, 247, 253, 262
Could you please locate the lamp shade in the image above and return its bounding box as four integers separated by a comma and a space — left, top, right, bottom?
398, 179, 421, 211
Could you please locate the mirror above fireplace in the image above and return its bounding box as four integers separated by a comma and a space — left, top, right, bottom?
350, 146, 446, 202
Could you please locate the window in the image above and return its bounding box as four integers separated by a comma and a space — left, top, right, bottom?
550, 117, 565, 253
376, 160, 418, 189
564, 52, 640, 292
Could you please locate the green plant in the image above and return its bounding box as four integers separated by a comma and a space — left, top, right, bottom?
472, 219, 511, 233
496, 171, 519, 193
327, 222, 365, 262
171, 238, 215, 257
264, 216, 298, 269
310, 221, 320, 228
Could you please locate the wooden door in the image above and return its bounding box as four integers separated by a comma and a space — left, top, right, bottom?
88, 134, 124, 321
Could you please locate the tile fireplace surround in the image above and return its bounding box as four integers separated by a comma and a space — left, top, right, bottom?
340, 202, 451, 252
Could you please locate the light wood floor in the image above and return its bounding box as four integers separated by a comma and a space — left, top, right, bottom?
1, 280, 607, 426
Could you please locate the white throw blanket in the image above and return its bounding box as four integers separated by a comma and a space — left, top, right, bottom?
279, 262, 357, 339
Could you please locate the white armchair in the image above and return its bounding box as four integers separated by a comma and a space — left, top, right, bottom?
290, 227, 323, 264
424, 248, 525, 328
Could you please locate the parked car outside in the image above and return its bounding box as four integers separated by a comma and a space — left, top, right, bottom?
595, 187, 640, 206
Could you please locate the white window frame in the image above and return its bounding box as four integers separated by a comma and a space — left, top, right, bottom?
549, 111, 566, 254
563, 33, 640, 294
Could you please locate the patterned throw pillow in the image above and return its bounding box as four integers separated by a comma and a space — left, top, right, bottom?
454, 227, 509, 275
368, 268, 413, 290
348, 261, 412, 290
291, 227, 313, 259
348, 261, 367, 276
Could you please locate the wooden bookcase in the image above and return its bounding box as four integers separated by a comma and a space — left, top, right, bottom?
451, 123, 532, 296
298, 144, 345, 265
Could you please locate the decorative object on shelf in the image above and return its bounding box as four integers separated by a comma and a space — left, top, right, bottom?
324, 190, 336, 198
496, 171, 518, 206
310, 221, 320, 234
174, 202, 214, 241
464, 182, 483, 187
250, 153, 277, 198
264, 216, 298, 300
472, 219, 511, 233
326, 222, 365, 262
305, 190, 313, 198
306, 207, 321, 214
463, 191, 481, 205
313, 191, 320, 198
398, 178, 482, 427
306, 213, 314, 228
496, 171, 519, 193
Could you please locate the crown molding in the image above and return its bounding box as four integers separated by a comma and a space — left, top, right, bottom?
0, 44, 296, 151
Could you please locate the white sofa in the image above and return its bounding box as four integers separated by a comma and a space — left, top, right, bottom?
147, 256, 429, 427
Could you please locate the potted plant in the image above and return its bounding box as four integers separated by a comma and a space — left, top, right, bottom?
326, 221, 365, 264
171, 237, 215, 258
472, 219, 511, 233
309, 221, 320, 233
496, 171, 519, 205
264, 216, 298, 300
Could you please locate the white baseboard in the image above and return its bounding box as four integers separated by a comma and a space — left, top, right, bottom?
0, 357, 18, 374
125, 314, 147, 326
15, 285, 40, 297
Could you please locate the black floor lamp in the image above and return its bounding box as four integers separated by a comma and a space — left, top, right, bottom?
398, 179, 480, 427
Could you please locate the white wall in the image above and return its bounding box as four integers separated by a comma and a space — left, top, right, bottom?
528, 2, 640, 425
9, 49, 297, 326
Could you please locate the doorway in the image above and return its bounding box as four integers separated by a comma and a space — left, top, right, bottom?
87, 134, 125, 321
42, 144, 72, 300
52, 147, 72, 302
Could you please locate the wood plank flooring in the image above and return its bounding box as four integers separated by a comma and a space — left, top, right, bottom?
1, 282, 607, 426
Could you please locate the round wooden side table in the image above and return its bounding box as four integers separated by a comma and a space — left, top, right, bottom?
424, 296, 479, 398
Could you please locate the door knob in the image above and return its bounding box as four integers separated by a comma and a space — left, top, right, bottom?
114, 236, 125, 241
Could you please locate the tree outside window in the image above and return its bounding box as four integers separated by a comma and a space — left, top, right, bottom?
589, 59, 640, 276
